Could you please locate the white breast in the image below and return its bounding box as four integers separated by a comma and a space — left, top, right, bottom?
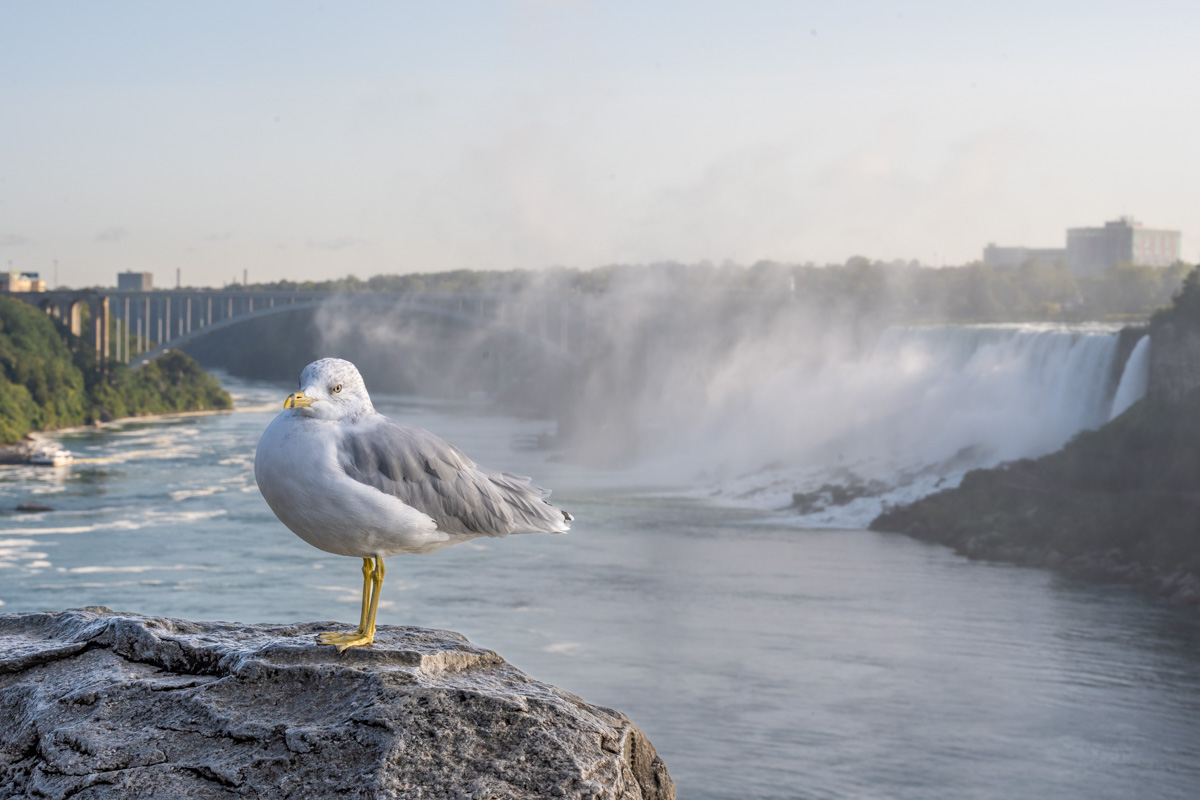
254, 413, 446, 557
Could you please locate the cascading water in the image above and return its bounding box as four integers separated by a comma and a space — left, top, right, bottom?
858, 325, 1120, 465
1109, 335, 1150, 420
667, 324, 1151, 526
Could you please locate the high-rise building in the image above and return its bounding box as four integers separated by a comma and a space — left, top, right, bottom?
1066, 217, 1181, 277
117, 271, 154, 291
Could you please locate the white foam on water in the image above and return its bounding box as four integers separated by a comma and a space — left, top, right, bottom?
143, 509, 229, 524
170, 486, 229, 502
1, 524, 132, 536
3, 508, 227, 537
64, 564, 212, 574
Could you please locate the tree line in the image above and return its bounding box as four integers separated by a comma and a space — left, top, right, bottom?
0, 296, 232, 444
216, 258, 1190, 324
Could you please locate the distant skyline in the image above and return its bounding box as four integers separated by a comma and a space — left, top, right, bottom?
2, 1, 1198, 288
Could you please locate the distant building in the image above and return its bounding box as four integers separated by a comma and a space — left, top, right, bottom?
1066, 217, 1181, 277
0, 270, 46, 292
982, 244, 1066, 268
117, 271, 154, 291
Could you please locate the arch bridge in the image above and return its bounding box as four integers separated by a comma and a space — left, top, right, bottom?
4, 288, 587, 368
5, 290, 115, 359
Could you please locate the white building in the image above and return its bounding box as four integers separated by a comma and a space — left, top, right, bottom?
1066, 217, 1181, 277
0, 270, 46, 292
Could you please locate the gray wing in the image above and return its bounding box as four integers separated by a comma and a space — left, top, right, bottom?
337, 415, 572, 537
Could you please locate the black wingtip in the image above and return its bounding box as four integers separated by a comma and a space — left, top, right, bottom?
563, 510, 574, 522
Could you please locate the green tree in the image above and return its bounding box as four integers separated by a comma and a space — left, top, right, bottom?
0, 296, 232, 443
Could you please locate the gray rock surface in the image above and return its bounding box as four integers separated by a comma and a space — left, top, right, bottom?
0, 608, 674, 800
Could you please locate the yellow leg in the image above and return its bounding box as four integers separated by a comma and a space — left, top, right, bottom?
355, 557, 373, 633
317, 558, 372, 643
317, 557, 385, 651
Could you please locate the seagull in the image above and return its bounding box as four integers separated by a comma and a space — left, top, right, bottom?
254, 358, 572, 652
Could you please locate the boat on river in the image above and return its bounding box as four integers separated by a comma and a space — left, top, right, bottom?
29, 448, 73, 467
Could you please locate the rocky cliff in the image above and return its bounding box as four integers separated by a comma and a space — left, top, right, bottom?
1147, 320, 1200, 401
0, 608, 674, 800
1147, 267, 1200, 401
870, 388, 1200, 610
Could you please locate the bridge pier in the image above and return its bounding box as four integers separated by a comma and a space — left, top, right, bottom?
89, 297, 110, 361
68, 301, 83, 337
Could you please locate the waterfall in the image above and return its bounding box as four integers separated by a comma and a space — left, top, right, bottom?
674, 323, 1134, 526
1108, 335, 1150, 420
860, 325, 1122, 466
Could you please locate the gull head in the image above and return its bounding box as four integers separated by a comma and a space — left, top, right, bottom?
284, 358, 375, 420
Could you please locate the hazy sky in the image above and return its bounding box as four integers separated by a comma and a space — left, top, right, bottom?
2, 1, 1198, 288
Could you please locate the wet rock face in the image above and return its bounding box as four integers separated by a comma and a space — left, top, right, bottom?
1148, 322, 1200, 401
0, 608, 674, 800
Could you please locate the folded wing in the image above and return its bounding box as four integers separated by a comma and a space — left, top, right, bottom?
338, 415, 572, 537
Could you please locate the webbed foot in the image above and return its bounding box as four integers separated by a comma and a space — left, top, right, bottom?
324, 630, 376, 652
317, 629, 365, 645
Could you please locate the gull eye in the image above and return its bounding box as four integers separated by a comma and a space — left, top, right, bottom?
333, 384, 342, 393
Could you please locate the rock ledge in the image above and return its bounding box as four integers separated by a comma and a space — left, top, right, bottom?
0, 607, 674, 799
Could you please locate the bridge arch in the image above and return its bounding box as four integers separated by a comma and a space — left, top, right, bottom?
65, 300, 86, 337
6, 289, 110, 357
128, 294, 580, 370
6, 288, 584, 374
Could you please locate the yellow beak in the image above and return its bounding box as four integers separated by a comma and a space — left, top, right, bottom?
284, 391, 315, 409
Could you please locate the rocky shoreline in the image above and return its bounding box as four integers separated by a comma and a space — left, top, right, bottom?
868, 387, 1200, 615
866, 273, 1200, 614
0, 607, 674, 800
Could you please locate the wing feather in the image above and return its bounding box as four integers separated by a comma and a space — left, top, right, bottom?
338, 415, 570, 537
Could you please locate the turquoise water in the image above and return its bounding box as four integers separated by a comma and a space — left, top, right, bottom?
2, 374, 1199, 799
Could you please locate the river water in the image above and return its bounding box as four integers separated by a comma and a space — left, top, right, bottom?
2, 374, 1200, 799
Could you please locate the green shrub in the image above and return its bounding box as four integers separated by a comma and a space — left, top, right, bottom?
0, 296, 232, 442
